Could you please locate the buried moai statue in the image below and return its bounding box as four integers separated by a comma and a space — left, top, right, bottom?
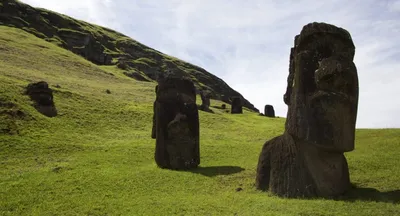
256, 22, 359, 198
264, 105, 275, 118
26, 81, 57, 117
230, 97, 243, 114
154, 76, 200, 170
151, 85, 158, 139
199, 90, 213, 113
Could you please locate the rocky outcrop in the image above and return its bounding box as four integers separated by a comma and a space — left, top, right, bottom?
0, 0, 258, 112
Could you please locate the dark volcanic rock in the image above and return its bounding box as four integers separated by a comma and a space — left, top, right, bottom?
264, 105, 275, 117
198, 90, 213, 113
0, 0, 259, 113
151, 85, 158, 139
230, 97, 243, 114
26, 81, 57, 117
154, 76, 200, 170
256, 22, 359, 198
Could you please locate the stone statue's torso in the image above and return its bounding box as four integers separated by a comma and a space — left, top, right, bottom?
257, 133, 350, 198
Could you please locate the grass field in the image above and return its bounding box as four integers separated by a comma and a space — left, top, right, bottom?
0, 26, 399, 216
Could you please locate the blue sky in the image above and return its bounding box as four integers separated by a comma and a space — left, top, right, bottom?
20, 0, 400, 128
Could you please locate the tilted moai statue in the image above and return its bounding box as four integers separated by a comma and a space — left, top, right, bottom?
264, 105, 275, 118
151, 85, 158, 139
26, 81, 57, 117
230, 97, 243, 114
256, 22, 359, 198
154, 76, 200, 170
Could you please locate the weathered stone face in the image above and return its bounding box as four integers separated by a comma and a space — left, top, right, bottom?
285, 22, 359, 153
26, 81, 57, 117
154, 77, 200, 170
230, 97, 243, 114
264, 105, 275, 118
199, 90, 212, 113
256, 22, 359, 198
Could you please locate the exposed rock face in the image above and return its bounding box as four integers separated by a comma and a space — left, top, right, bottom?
199, 90, 212, 113
256, 22, 359, 198
154, 76, 200, 170
0, 0, 259, 113
264, 105, 275, 118
26, 81, 57, 117
230, 97, 243, 114
151, 85, 158, 139
57, 29, 112, 65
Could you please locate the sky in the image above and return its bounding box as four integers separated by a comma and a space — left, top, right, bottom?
20, 0, 400, 128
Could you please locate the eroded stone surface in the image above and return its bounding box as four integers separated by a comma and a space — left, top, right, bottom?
26, 81, 57, 117
256, 22, 359, 198
264, 105, 275, 118
199, 90, 212, 113
154, 76, 200, 170
151, 85, 158, 139
230, 97, 243, 114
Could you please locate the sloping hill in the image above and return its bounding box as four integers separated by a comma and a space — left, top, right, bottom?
0, 26, 399, 215
0, 0, 259, 112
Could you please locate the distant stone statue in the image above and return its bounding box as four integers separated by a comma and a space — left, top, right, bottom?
230, 97, 243, 114
154, 76, 200, 170
256, 22, 359, 198
151, 85, 158, 139
199, 90, 212, 113
264, 105, 275, 117
26, 81, 57, 117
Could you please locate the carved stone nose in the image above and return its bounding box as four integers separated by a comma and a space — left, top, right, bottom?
315, 57, 355, 94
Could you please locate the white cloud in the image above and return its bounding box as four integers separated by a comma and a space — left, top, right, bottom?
20, 0, 400, 128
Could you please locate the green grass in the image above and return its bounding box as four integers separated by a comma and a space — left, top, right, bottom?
0, 26, 399, 216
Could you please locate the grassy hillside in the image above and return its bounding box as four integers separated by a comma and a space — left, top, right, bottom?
0, 0, 259, 112
1, 26, 399, 216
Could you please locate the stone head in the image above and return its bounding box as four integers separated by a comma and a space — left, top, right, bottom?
26, 81, 54, 106
284, 22, 359, 153
156, 76, 197, 113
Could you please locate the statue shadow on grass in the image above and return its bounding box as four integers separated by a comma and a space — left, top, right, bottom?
335, 184, 400, 204
187, 166, 245, 177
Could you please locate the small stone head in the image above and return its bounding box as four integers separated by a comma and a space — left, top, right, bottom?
26, 81, 57, 117
285, 22, 359, 153
26, 81, 54, 106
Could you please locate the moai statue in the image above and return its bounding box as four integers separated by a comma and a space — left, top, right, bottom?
26, 81, 57, 117
199, 90, 212, 113
264, 105, 275, 118
154, 76, 200, 170
230, 96, 243, 114
151, 85, 158, 139
256, 22, 359, 198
